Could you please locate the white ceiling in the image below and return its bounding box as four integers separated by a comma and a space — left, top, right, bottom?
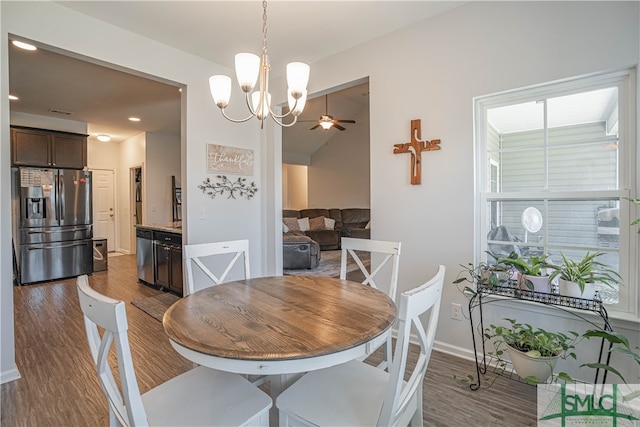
8, 1, 465, 149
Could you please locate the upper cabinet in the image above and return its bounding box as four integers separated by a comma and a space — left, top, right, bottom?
11, 126, 87, 169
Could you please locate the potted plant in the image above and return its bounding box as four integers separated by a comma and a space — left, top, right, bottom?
544, 251, 621, 300
499, 251, 551, 293
485, 318, 579, 384
453, 251, 512, 292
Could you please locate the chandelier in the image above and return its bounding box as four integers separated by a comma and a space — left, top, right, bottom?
209, 1, 310, 128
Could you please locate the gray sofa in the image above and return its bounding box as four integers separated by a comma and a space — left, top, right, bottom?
283, 208, 370, 251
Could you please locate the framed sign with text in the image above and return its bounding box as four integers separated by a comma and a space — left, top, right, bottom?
207, 144, 254, 175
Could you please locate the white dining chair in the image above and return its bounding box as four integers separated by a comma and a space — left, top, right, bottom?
340, 237, 401, 370
76, 275, 271, 427
183, 239, 250, 296
276, 265, 445, 427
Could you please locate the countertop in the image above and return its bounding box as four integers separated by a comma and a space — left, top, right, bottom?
135, 223, 182, 234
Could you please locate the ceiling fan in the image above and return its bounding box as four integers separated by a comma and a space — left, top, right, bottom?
306, 94, 356, 131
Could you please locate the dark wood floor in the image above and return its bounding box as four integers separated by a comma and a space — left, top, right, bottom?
1, 254, 538, 426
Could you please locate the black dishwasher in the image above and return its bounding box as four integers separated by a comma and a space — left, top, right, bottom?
136, 228, 154, 285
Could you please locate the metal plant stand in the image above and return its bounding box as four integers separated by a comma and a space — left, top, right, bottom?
468, 282, 613, 390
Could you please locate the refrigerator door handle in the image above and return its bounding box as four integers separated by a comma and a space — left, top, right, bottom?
27, 226, 91, 234
58, 173, 64, 220
28, 241, 88, 250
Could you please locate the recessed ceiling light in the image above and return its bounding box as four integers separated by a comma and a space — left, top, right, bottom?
97, 134, 111, 142
128, 117, 141, 122
12, 40, 37, 51
8, 95, 18, 101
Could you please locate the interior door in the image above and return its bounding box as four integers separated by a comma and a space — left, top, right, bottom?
92, 169, 116, 252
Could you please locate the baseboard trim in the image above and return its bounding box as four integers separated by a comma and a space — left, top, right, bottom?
433, 340, 477, 362
1, 366, 21, 384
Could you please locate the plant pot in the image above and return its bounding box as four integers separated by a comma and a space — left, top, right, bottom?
507, 345, 559, 383
518, 274, 551, 293
558, 278, 596, 300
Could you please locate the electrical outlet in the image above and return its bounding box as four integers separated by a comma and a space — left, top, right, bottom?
198, 207, 206, 220
450, 303, 462, 321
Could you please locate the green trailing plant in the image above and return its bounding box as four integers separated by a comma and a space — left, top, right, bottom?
485, 318, 579, 384
453, 251, 511, 292
544, 251, 621, 295
500, 251, 548, 277
499, 251, 549, 291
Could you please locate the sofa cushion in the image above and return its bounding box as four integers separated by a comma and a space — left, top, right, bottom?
299, 208, 331, 220
309, 216, 325, 231
283, 217, 300, 231
297, 217, 310, 231
340, 208, 370, 225
283, 210, 301, 219
324, 217, 336, 230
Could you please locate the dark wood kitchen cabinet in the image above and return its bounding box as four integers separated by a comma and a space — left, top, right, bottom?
154, 231, 183, 295
11, 126, 87, 169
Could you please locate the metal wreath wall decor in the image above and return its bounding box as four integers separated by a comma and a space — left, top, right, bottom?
198, 175, 258, 200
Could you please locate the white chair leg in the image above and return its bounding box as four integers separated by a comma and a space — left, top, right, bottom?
411, 385, 424, 426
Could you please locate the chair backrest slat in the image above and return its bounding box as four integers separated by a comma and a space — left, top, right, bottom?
77, 275, 149, 427
340, 237, 401, 299
183, 239, 250, 295
377, 265, 445, 427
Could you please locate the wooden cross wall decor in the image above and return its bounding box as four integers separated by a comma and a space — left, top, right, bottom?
393, 119, 441, 185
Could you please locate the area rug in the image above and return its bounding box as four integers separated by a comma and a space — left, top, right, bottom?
131, 292, 180, 322
284, 250, 370, 277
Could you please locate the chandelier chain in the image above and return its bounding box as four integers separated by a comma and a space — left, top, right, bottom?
262, 0, 268, 55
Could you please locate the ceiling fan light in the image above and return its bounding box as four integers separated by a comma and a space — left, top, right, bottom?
288, 89, 307, 116
320, 121, 333, 130
235, 53, 260, 93
251, 91, 271, 120
209, 75, 232, 108
286, 62, 310, 96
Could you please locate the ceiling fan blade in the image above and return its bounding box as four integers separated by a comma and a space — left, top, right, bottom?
333, 123, 346, 131
334, 119, 356, 124
310, 124, 320, 130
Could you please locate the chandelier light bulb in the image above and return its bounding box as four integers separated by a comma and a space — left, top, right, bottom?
288, 90, 307, 116
209, 75, 232, 108
286, 62, 310, 97
235, 53, 260, 93
252, 92, 271, 120
207, 0, 310, 128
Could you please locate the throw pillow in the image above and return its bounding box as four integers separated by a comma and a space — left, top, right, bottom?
324, 217, 336, 230
365, 220, 371, 230
297, 217, 310, 232
283, 217, 300, 231
283, 222, 290, 233
309, 216, 326, 231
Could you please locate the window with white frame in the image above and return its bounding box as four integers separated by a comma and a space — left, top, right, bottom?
474, 69, 637, 315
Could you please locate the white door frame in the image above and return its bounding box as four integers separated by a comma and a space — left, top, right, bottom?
130, 164, 144, 254
89, 167, 118, 253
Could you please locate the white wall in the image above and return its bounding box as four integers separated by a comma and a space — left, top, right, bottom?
10, 111, 87, 134
0, 1, 267, 383
144, 131, 180, 225
87, 139, 119, 170
308, 106, 370, 208
282, 163, 308, 210
117, 133, 145, 253
302, 1, 639, 382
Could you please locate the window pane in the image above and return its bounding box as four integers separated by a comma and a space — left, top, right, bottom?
547, 200, 619, 249
547, 88, 619, 191
486, 200, 545, 258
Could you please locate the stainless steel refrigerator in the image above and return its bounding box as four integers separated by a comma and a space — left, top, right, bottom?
12, 167, 93, 284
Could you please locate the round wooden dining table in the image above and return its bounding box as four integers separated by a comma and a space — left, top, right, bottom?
162, 275, 396, 376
